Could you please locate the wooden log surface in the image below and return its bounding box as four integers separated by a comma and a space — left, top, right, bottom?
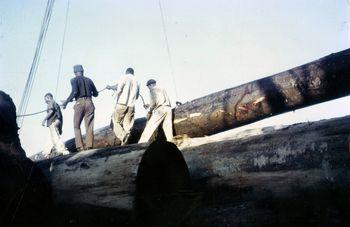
0, 91, 53, 226
37, 114, 350, 210
65, 48, 350, 151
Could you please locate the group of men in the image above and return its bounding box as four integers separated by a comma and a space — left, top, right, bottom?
42, 65, 173, 157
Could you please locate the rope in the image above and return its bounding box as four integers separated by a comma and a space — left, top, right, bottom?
139, 94, 146, 106
17, 109, 48, 118
158, 0, 179, 101
20, 0, 54, 125
18, 0, 55, 130
54, 0, 70, 97
17, 87, 108, 118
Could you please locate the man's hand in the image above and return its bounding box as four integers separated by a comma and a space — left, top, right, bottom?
41, 120, 46, 127
61, 101, 67, 109
146, 111, 152, 120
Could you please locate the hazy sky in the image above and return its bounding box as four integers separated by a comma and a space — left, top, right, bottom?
1, 0, 349, 156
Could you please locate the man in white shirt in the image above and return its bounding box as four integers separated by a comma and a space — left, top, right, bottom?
107, 68, 140, 145
139, 79, 173, 143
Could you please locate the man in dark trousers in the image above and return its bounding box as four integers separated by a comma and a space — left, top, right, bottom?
62, 65, 98, 151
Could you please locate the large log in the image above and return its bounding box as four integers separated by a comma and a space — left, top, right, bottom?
0, 91, 53, 226
37, 114, 350, 211
65, 48, 350, 151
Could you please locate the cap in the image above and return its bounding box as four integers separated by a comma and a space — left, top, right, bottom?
125, 68, 134, 75
44, 92, 53, 98
73, 64, 84, 73
146, 79, 156, 86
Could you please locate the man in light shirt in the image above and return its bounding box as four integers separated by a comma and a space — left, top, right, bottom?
139, 79, 173, 143
107, 68, 140, 145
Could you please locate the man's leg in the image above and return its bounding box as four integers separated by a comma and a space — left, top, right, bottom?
112, 104, 128, 142
162, 107, 174, 142
84, 99, 95, 149
50, 120, 68, 154
138, 109, 166, 143
73, 100, 85, 150
43, 130, 54, 158
124, 106, 135, 134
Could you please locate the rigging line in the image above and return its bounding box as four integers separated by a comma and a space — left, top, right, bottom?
158, 0, 179, 101
54, 0, 70, 97
25, 0, 54, 112
23, 0, 54, 115
17, 88, 108, 118
18, 0, 53, 127
18, 0, 55, 129
18, 0, 51, 117
17, 109, 48, 118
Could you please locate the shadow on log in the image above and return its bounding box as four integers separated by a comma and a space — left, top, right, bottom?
134, 141, 200, 226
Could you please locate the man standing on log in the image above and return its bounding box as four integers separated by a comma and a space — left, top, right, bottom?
42, 93, 69, 157
139, 79, 173, 143
106, 67, 140, 145
62, 65, 98, 151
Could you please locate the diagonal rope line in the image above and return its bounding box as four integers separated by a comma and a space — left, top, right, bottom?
18, 0, 55, 130
16, 88, 108, 118
158, 0, 179, 101
18, 0, 51, 126
18, 0, 53, 125
54, 0, 70, 97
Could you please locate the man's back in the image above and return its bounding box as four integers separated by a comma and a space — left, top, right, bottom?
70, 76, 98, 100
150, 86, 171, 109
117, 74, 139, 107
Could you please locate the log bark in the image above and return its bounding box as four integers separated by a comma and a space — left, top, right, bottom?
0, 90, 53, 227
37, 114, 350, 211
65, 48, 350, 151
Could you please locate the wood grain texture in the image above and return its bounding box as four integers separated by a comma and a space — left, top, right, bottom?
37, 115, 350, 210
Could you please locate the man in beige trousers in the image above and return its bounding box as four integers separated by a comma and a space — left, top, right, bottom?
107, 67, 140, 145
139, 79, 173, 143
62, 65, 98, 151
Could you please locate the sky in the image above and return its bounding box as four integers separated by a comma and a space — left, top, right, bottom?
0, 0, 349, 156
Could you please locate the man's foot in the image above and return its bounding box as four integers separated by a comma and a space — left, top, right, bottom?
61, 149, 70, 155
76, 147, 84, 152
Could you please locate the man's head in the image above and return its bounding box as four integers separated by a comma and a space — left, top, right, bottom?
73, 64, 84, 76
44, 93, 53, 104
146, 79, 156, 89
126, 68, 134, 75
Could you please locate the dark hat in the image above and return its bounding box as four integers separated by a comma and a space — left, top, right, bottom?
126, 68, 134, 75
44, 92, 53, 98
73, 64, 84, 73
146, 79, 156, 86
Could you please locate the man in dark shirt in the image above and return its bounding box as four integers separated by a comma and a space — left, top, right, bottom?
42, 93, 68, 157
62, 65, 98, 151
